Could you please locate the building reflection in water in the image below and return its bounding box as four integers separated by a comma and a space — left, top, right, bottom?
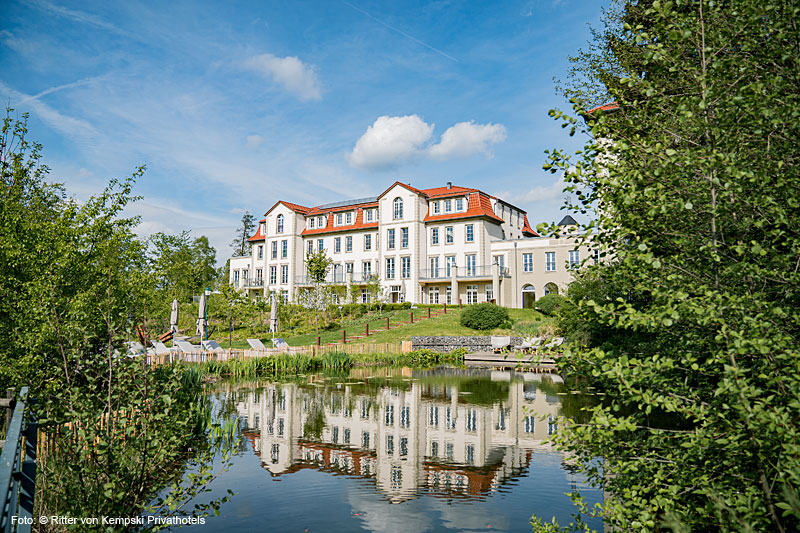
230, 369, 566, 504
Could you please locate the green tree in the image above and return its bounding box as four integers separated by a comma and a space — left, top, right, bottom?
542, 1, 800, 531
230, 210, 255, 257
148, 230, 217, 303
303, 248, 333, 331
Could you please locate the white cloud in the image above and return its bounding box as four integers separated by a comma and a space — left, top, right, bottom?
245, 134, 263, 149
498, 175, 566, 205
243, 53, 322, 101
348, 116, 507, 170
427, 121, 506, 159
347, 115, 434, 169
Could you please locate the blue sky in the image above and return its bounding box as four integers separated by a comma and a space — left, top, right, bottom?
1, 0, 608, 261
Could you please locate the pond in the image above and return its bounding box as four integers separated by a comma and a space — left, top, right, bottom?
189, 368, 602, 532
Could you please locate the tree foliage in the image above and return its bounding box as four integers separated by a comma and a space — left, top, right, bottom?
459, 303, 509, 330
542, 1, 800, 531
230, 210, 255, 257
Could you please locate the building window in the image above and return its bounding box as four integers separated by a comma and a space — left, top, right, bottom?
401, 227, 409, 248
456, 198, 463, 211
346, 236, 353, 252
430, 441, 439, 457
233, 270, 239, 282
363, 261, 372, 278
445, 226, 454, 244
466, 408, 477, 431
364, 234, 372, 250
548, 415, 558, 435
446, 442, 454, 459
569, 249, 580, 268
385, 404, 394, 426
401, 257, 411, 279
346, 212, 352, 224
366, 209, 373, 222
386, 257, 395, 279
361, 289, 370, 303
334, 237, 341, 253
546, 252, 556, 272
280, 265, 288, 284
444, 199, 452, 213
494, 254, 505, 271
281, 240, 288, 258
466, 285, 478, 304
276, 214, 284, 233
465, 254, 476, 276
317, 215, 324, 227
387, 229, 395, 249
362, 431, 370, 448
524, 416, 535, 433
485, 284, 493, 301
309, 218, 315, 229
317, 238, 324, 252
258, 245, 263, 259
429, 257, 439, 278
433, 201, 440, 214
271, 241, 278, 259
445, 256, 456, 277
400, 436, 408, 456
465, 224, 474, 242
386, 435, 394, 455
429, 286, 439, 304
523, 253, 533, 272
346, 263, 354, 276
400, 406, 411, 428
393, 197, 403, 219
446, 286, 452, 304
269, 266, 277, 284
431, 228, 439, 245
333, 264, 342, 282
256, 268, 263, 282
307, 241, 313, 256
593, 248, 600, 263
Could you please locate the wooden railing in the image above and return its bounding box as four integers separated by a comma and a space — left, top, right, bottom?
0, 387, 37, 533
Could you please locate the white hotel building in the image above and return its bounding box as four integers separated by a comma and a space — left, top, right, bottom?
229, 181, 593, 307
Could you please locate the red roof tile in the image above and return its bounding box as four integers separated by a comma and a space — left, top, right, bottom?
376, 181, 426, 199
264, 200, 312, 216
522, 215, 539, 237
420, 185, 477, 198
585, 102, 620, 114
301, 206, 379, 236
247, 224, 266, 242
423, 192, 504, 224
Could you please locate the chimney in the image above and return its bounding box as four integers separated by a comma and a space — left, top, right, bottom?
446, 181, 452, 189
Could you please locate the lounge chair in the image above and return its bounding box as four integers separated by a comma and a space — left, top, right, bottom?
201, 340, 225, 353
513, 336, 542, 355
125, 341, 147, 356
491, 336, 512, 353
271, 338, 290, 350
247, 338, 268, 351
540, 336, 566, 353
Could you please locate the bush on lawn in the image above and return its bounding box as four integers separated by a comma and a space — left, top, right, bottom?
459, 303, 509, 330
535, 294, 568, 316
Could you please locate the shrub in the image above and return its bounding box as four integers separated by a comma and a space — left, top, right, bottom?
535, 294, 567, 316
459, 303, 509, 330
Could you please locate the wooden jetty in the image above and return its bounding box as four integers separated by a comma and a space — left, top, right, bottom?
464, 351, 558, 371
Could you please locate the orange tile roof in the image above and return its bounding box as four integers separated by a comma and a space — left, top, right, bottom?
423, 192, 504, 224
585, 102, 620, 114
376, 181, 426, 199
420, 185, 477, 198
522, 214, 539, 236
264, 200, 312, 216
301, 206, 379, 236
247, 222, 266, 242
306, 199, 378, 216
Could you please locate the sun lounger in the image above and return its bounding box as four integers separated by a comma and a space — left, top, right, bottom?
491, 336, 512, 353
272, 338, 290, 349
247, 338, 268, 351
201, 340, 225, 353
125, 341, 147, 355
513, 336, 542, 354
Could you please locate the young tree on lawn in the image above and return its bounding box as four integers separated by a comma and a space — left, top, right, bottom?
304, 248, 333, 331
539, 1, 800, 531
230, 211, 255, 257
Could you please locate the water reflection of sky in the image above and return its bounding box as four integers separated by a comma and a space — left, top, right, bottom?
187, 369, 602, 532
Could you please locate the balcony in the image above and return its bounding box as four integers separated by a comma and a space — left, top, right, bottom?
419, 265, 510, 281
247, 278, 264, 288
294, 271, 379, 286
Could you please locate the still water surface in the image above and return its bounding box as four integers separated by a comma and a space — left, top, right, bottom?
191, 367, 602, 532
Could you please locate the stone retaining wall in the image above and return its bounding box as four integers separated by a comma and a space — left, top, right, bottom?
410, 336, 525, 353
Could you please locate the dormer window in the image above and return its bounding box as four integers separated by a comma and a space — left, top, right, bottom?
336, 213, 343, 225
432, 201, 440, 214
393, 197, 403, 220
456, 198, 463, 211
276, 214, 284, 233
366, 209, 373, 222
444, 199, 452, 213
317, 216, 324, 226
309, 218, 315, 229
346, 212, 352, 224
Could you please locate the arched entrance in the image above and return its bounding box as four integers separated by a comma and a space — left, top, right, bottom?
544, 282, 559, 296
521, 285, 536, 308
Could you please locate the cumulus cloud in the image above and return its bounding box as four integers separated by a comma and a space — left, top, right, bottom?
427, 121, 506, 159
348, 116, 507, 170
347, 115, 434, 170
243, 53, 321, 101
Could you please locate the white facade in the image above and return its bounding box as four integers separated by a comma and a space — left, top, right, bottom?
229, 181, 593, 307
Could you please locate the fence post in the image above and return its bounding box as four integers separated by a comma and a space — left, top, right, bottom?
443, 303, 447, 314
428, 307, 431, 319
342, 330, 347, 344
317, 336, 321, 347
410, 311, 414, 324
365, 323, 369, 336
459, 299, 463, 309
386, 317, 390, 330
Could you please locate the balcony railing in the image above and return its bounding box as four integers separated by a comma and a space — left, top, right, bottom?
294, 271, 379, 285
419, 265, 509, 280
247, 279, 264, 287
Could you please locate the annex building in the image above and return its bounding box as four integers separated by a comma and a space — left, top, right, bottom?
228, 181, 593, 307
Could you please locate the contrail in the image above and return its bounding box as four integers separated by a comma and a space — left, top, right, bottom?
343, 2, 458, 63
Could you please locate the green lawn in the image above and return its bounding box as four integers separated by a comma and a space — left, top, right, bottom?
208, 307, 553, 349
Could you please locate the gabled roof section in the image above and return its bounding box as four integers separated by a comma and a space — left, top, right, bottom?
557, 215, 578, 226
306, 198, 378, 216
264, 200, 312, 217
423, 192, 504, 224
421, 185, 477, 198
301, 205, 379, 236
522, 215, 540, 237
376, 181, 426, 199
247, 219, 266, 242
